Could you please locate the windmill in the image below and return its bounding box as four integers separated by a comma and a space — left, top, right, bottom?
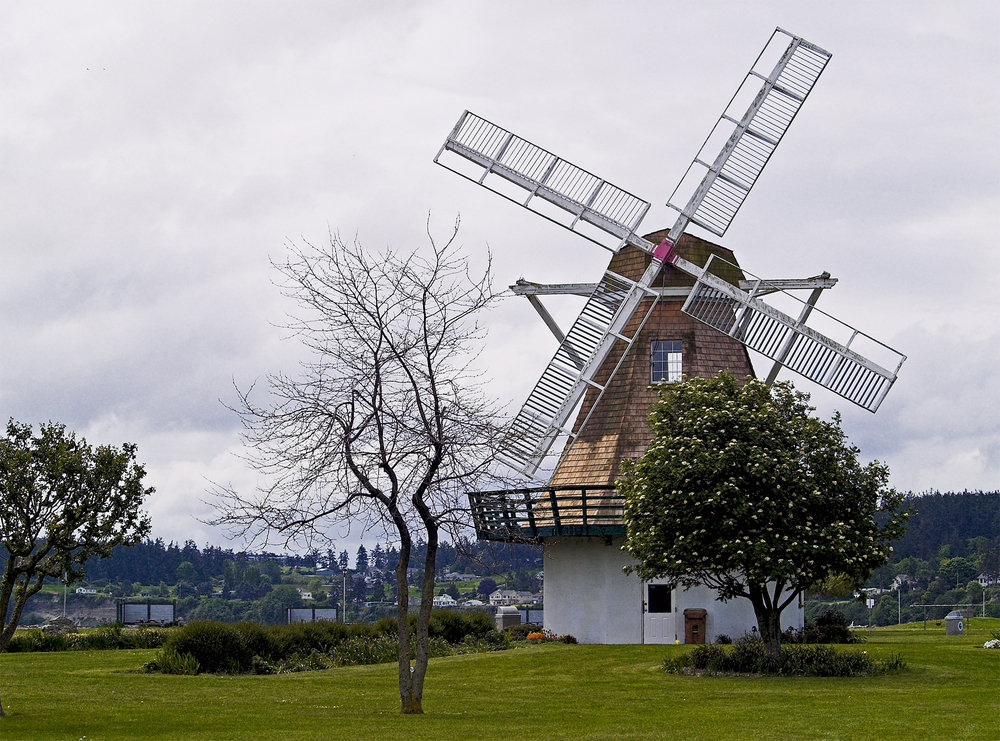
435, 28, 906, 486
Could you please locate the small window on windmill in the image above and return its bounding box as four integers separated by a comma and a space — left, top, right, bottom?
651, 340, 682, 384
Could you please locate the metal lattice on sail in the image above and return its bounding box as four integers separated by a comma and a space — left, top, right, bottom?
680, 255, 905, 411
666, 29, 832, 238
501, 270, 658, 476
435, 111, 651, 252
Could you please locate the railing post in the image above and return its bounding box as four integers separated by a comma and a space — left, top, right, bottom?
548, 488, 562, 535
523, 489, 537, 537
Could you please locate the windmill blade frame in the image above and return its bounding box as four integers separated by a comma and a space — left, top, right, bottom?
665, 28, 832, 241
678, 254, 906, 411
434, 110, 651, 253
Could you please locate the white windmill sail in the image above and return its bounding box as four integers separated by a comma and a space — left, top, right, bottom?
435, 28, 904, 478
665, 28, 833, 241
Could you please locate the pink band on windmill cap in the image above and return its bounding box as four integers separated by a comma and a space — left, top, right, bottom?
653, 239, 675, 263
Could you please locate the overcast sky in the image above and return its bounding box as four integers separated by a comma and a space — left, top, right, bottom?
2, 1, 998, 555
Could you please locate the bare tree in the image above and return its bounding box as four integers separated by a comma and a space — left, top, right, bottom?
212, 219, 507, 714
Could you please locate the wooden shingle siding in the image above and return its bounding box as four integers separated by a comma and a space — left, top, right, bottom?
549, 231, 755, 487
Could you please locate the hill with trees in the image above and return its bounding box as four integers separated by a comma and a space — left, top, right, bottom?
11, 491, 995, 629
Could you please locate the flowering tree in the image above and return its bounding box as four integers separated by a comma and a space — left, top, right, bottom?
619, 372, 908, 656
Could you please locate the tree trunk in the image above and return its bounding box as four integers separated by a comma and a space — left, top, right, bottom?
756, 606, 783, 658
394, 531, 420, 714
408, 528, 438, 714
748, 583, 783, 658
0, 688, 5, 717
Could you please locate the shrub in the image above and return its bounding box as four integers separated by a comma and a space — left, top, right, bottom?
460, 630, 510, 651
784, 609, 858, 645
331, 634, 403, 667
81, 623, 125, 650
234, 621, 279, 662
4, 629, 47, 653
663, 635, 904, 677
503, 623, 542, 641
151, 611, 511, 675
3, 624, 171, 653
374, 609, 495, 644
154, 646, 200, 675
127, 626, 170, 649
429, 609, 495, 643
163, 621, 253, 673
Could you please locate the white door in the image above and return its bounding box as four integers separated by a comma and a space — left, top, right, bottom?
643, 582, 676, 644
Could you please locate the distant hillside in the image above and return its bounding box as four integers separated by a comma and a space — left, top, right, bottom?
893, 490, 1000, 560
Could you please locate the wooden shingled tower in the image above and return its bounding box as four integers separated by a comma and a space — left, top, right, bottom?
548, 230, 754, 487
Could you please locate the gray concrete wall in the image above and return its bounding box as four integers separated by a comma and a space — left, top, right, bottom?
543, 536, 643, 643
542, 535, 804, 644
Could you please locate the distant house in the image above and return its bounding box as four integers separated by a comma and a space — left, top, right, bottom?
489, 590, 534, 607
489, 590, 518, 606
296, 589, 313, 601
438, 571, 478, 582
75, 587, 97, 595
432, 594, 457, 607
463, 599, 485, 607
977, 573, 999, 587
858, 587, 888, 597
891, 574, 916, 590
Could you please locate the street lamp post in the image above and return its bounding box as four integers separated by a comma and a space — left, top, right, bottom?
342, 569, 348, 624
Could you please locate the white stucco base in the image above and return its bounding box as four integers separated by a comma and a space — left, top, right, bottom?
542, 536, 804, 644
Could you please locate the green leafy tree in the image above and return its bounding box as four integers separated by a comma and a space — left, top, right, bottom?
619, 373, 908, 657
0, 419, 152, 716
938, 556, 978, 589
189, 597, 236, 622
476, 577, 498, 598
258, 559, 282, 583
176, 561, 197, 583
256, 584, 302, 624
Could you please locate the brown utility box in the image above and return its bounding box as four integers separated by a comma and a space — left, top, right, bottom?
683, 608, 708, 644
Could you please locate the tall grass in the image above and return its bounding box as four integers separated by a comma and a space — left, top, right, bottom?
3, 625, 168, 653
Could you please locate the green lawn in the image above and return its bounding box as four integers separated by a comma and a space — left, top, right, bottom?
1, 620, 997, 740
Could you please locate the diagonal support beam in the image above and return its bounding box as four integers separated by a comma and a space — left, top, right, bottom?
764, 273, 830, 385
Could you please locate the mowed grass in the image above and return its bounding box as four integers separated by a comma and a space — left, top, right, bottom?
1, 619, 998, 740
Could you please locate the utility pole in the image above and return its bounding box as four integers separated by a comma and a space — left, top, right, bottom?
342, 568, 348, 624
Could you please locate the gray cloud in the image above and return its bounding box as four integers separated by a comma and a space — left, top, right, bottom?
2, 1, 997, 552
